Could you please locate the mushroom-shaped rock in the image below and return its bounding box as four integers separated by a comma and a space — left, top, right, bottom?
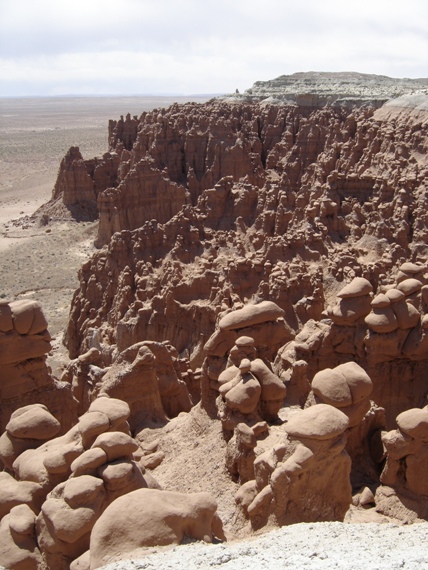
329, 295, 372, 326
9, 503, 37, 536
391, 300, 421, 329
78, 412, 110, 446
381, 406, 428, 497
385, 288, 406, 303
91, 431, 138, 462
264, 405, 352, 526
396, 407, 428, 442
239, 358, 252, 374
285, 404, 349, 441
235, 336, 255, 348
312, 368, 353, 408
0, 434, 37, 471
399, 262, 426, 275
219, 301, 284, 331
40, 479, 105, 545
365, 306, 398, 333
235, 480, 258, 514
0, 472, 44, 520
396, 278, 423, 296
340, 362, 373, 403
371, 294, 391, 309
250, 359, 287, 402
337, 277, 373, 298
225, 423, 257, 484
312, 362, 372, 411
9, 299, 48, 335
71, 448, 108, 477
97, 345, 168, 428
0, 304, 51, 365
97, 458, 146, 492
63, 476, 105, 510
224, 373, 261, 414
0, 504, 41, 570
89, 489, 224, 569
13, 428, 83, 486
228, 338, 257, 367
88, 398, 130, 429
6, 405, 61, 440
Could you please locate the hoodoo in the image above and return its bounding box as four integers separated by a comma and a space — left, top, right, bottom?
1, 72, 428, 569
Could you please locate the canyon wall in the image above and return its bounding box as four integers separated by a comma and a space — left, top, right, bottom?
60, 99, 427, 392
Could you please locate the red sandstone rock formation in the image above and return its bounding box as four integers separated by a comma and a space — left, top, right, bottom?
201, 302, 291, 429
0, 404, 61, 472
376, 405, 428, 521
57, 95, 427, 534
306, 362, 386, 488
2, 84, 428, 566
50, 146, 120, 221
0, 398, 161, 570
380, 406, 428, 498
62, 98, 427, 379
0, 300, 76, 436
61, 341, 193, 431
274, 267, 428, 427
236, 404, 352, 530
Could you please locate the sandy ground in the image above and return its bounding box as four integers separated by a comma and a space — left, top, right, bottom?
0, 95, 210, 374
99, 522, 428, 570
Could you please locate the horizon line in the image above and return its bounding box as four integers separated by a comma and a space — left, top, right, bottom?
0, 92, 226, 99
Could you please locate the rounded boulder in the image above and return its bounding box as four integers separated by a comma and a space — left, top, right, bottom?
285, 404, 349, 441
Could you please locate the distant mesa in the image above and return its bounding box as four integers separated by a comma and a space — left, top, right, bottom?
235, 71, 428, 108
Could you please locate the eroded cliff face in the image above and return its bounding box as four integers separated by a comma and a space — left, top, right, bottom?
0, 300, 77, 434
51, 146, 120, 221
62, 100, 427, 377
98, 100, 428, 248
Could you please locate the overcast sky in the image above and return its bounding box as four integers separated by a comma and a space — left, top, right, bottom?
0, 0, 427, 96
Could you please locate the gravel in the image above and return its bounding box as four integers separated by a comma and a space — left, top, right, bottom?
100, 522, 428, 570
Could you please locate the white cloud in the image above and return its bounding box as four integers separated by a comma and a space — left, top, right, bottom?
0, 0, 426, 95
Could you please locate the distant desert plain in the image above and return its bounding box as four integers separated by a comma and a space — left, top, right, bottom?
0, 95, 211, 373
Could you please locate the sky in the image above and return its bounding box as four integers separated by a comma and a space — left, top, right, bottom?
0, 0, 427, 96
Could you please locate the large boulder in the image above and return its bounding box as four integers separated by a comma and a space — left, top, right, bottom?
89, 489, 225, 568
